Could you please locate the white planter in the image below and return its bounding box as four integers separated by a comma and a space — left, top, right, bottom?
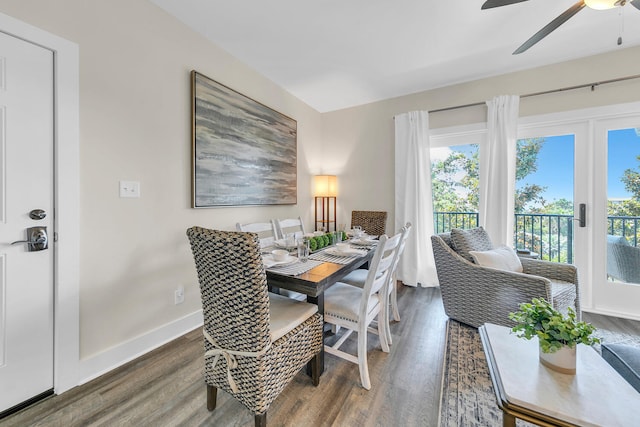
539, 345, 576, 374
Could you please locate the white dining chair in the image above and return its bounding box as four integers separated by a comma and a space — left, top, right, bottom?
236, 221, 278, 249
239, 220, 307, 302
339, 223, 411, 345
323, 232, 402, 390
274, 216, 306, 240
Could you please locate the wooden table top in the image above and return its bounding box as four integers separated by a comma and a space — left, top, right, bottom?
266, 248, 375, 297
479, 323, 640, 427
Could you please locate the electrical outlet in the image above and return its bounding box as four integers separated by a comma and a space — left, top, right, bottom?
174, 285, 184, 305
119, 180, 141, 198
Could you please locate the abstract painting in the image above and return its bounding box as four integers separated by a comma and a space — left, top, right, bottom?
191, 70, 297, 207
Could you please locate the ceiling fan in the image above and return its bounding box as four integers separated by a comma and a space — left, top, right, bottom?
482, 0, 640, 54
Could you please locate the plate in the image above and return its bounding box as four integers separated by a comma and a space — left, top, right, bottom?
263, 254, 298, 268
351, 237, 378, 246
325, 247, 366, 257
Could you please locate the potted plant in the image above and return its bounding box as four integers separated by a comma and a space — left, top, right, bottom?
508, 298, 600, 374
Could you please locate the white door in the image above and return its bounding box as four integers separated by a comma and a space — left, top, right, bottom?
516, 121, 592, 306
0, 32, 54, 413
592, 116, 640, 319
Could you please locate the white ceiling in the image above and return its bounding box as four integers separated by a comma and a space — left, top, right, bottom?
150, 0, 640, 112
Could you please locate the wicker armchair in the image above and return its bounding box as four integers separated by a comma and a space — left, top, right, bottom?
186, 227, 323, 426
606, 235, 640, 283
351, 210, 387, 236
431, 232, 581, 328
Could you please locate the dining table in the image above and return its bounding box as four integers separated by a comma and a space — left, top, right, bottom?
265, 244, 376, 375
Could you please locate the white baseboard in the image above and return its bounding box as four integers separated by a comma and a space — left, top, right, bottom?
582, 307, 640, 323
78, 310, 203, 386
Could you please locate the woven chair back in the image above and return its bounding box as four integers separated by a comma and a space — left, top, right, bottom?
351, 210, 387, 236
186, 227, 270, 353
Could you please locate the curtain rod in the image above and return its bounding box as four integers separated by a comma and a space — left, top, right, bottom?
428, 73, 640, 114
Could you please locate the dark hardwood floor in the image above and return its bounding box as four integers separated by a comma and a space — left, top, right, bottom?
1, 286, 449, 427
2, 287, 638, 427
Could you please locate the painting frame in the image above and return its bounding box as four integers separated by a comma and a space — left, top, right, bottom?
191, 70, 297, 208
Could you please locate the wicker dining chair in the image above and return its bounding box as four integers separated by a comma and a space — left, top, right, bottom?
186, 227, 323, 426
431, 228, 581, 329
351, 210, 387, 236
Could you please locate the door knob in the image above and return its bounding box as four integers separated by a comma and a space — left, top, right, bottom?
11, 226, 48, 251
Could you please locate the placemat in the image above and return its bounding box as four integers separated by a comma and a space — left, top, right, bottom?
309, 250, 365, 265
266, 259, 322, 275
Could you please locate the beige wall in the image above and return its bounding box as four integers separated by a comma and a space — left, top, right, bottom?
2, 0, 639, 367
322, 46, 640, 230
0, 0, 323, 359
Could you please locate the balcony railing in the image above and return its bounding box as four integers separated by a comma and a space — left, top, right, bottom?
514, 213, 574, 263
433, 211, 479, 234
434, 211, 640, 263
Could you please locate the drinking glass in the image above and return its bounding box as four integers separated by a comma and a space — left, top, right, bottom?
297, 238, 309, 262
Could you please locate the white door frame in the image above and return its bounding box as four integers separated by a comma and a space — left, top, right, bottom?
592, 114, 640, 319
519, 101, 640, 320
0, 12, 80, 393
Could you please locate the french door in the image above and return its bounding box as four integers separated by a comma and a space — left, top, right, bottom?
592, 116, 640, 319
519, 113, 640, 320
516, 121, 592, 310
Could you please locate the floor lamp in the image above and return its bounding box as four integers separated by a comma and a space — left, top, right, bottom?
314, 175, 337, 232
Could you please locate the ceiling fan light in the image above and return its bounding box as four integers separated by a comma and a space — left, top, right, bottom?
584, 0, 618, 10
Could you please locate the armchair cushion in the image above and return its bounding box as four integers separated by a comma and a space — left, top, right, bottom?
469, 245, 523, 273
450, 227, 493, 262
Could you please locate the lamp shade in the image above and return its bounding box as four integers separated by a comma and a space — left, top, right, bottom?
584, 0, 617, 9
314, 175, 337, 197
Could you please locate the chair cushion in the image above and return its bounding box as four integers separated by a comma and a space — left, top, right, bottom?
324, 282, 378, 322
549, 279, 577, 311
469, 245, 523, 273
451, 227, 493, 262
268, 293, 318, 342
602, 343, 640, 393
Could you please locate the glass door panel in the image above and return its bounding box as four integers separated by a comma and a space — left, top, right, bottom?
593, 118, 640, 318
514, 135, 575, 263
606, 127, 640, 286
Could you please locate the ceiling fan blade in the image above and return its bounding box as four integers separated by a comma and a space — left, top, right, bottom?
631, 0, 640, 10
481, 0, 529, 10
513, 0, 586, 55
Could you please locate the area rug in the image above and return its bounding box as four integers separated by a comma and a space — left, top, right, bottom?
438, 319, 640, 427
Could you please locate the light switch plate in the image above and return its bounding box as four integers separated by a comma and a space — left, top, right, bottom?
119, 180, 140, 198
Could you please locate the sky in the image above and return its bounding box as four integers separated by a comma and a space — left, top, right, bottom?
520, 128, 640, 202
432, 127, 640, 205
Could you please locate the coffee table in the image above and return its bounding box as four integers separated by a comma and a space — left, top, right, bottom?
479, 323, 640, 427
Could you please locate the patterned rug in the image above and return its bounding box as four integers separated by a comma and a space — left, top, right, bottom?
438, 320, 640, 427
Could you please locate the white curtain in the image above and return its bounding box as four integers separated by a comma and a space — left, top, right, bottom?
394, 111, 438, 287
480, 95, 520, 246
